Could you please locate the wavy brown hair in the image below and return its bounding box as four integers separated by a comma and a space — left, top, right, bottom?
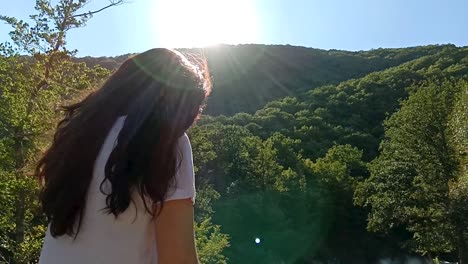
36, 48, 211, 237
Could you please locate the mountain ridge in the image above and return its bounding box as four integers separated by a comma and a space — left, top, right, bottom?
74, 43, 463, 115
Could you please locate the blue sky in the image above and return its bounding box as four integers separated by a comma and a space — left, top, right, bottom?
1, 0, 467, 56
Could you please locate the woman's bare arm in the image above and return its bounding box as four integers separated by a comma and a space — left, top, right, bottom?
155, 199, 199, 264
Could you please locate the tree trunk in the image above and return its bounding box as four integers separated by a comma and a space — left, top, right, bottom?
14, 189, 25, 246
458, 231, 468, 264
13, 127, 27, 249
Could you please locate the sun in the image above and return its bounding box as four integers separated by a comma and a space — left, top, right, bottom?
153, 0, 259, 48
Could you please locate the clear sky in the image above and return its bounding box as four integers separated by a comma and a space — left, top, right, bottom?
1, 0, 467, 56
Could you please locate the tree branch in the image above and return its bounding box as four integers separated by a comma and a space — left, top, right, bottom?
71, 0, 126, 18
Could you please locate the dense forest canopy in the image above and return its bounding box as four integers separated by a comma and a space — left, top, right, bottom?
76, 44, 460, 116
0, 1, 467, 263
79, 44, 468, 263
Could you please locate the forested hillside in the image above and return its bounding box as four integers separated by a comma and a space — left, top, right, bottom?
1, 1, 467, 263
77, 44, 455, 116
78, 43, 468, 263
185, 44, 468, 263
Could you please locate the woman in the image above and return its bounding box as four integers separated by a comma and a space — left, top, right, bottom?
36, 48, 211, 264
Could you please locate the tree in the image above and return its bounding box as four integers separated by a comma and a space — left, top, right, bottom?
447, 81, 468, 262
206, 124, 256, 192
304, 145, 388, 262
355, 80, 468, 262
193, 184, 230, 264
188, 126, 232, 263
245, 139, 284, 190
0, 1, 122, 262
188, 125, 217, 174
191, 46, 468, 262
195, 218, 230, 264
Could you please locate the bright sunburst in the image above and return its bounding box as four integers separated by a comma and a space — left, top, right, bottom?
153, 0, 259, 48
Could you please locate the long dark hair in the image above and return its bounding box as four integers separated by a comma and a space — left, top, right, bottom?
36, 48, 211, 237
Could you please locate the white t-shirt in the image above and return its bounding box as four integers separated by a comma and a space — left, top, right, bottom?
39, 116, 196, 264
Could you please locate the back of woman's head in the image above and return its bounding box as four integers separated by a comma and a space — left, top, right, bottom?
36, 48, 211, 237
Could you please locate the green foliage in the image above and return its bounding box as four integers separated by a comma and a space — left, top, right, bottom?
187, 45, 468, 262
193, 184, 230, 264
195, 218, 230, 264
78, 44, 459, 116
2, 0, 87, 55
446, 82, 468, 262
0, 1, 113, 263
188, 125, 217, 173
448, 81, 468, 186
201, 44, 455, 115
355, 80, 468, 259
2, 2, 468, 262
194, 183, 221, 222
0, 170, 45, 263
